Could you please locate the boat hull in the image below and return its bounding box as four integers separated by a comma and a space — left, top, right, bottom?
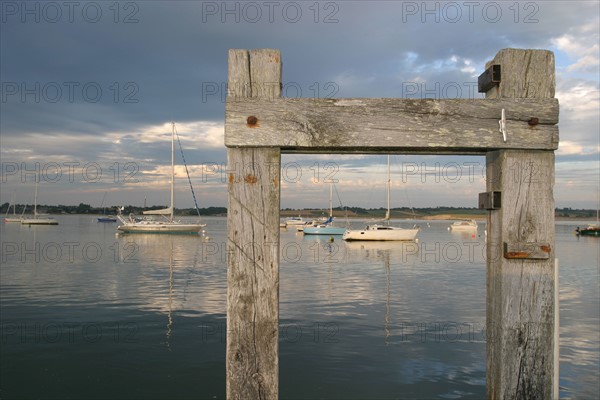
343, 227, 419, 241
97, 217, 117, 223
449, 226, 477, 231
303, 226, 346, 235
21, 218, 58, 225
578, 229, 600, 237
285, 220, 305, 226
448, 220, 478, 230
3, 218, 22, 223
117, 223, 205, 234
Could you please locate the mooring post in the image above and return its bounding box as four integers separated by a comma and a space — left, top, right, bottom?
484, 49, 557, 399
226, 49, 281, 399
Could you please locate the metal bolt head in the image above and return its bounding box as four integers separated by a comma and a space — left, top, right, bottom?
247, 116, 258, 126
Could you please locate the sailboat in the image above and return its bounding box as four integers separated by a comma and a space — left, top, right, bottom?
3, 192, 23, 223
343, 155, 418, 241
97, 192, 117, 222
303, 184, 346, 235
21, 178, 58, 225
575, 186, 600, 237
117, 123, 206, 234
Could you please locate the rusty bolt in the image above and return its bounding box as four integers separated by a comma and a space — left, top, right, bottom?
247, 116, 258, 126
528, 117, 539, 126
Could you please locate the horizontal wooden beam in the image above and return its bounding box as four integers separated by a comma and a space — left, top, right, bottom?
225, 98, 558, 154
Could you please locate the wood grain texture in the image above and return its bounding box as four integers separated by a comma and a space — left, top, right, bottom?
225, 98, 558, 153
485, 49, 555, 99
226, 49, 281, 400
485, 49, 556, 400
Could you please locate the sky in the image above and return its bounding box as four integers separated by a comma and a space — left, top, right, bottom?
1, 0, 599, 210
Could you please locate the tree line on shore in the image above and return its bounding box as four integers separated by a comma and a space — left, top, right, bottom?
1, 202, 596, 219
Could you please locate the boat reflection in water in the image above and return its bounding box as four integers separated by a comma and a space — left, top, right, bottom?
344, 240, 420, 345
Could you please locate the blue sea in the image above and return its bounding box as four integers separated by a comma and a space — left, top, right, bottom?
1, 216, 598, 399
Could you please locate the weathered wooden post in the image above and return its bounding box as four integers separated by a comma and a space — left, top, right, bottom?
226, 49, 281, 399
482, 49, 557, 399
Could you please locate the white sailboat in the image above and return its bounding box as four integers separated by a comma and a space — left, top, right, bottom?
3, 192, 23, 223
21, 178, 58, 225
117, 123, 206, 234
343, 155, 418, 241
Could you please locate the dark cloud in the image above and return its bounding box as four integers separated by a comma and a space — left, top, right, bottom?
1, 1, 598, 207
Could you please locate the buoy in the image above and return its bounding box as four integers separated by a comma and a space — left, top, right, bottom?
329, 236, 334, 242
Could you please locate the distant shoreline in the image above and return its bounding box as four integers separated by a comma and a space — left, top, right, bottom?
2, 204, 596, 221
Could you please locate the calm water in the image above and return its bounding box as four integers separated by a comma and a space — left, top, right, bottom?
1, 216, 598, 399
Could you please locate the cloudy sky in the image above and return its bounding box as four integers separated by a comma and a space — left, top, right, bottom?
1, 1, 598, 210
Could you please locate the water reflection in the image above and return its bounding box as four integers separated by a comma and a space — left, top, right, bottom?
1, 217, 597, 399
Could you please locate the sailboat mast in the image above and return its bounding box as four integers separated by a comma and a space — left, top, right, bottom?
329, 183, 333, 218
386, 155, 391, 224
170, 122, 175, 222
34, 175, 38, 217
596, 183, 599, 223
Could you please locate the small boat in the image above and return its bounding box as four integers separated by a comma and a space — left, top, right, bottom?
576, 192, 600, 237
21, 178, 58, 225
284, 216, 306, 226
448, 219, 478, 231
3, 193, 23, 223
97, 192, 117, 222
575, 225, 600, 237
303, 217, 347, 235
117, 123, 205, 234
343, 156, 418, 241
303, 184, 346, 235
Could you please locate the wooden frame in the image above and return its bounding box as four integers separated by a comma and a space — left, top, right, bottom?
225, 48, 558, 399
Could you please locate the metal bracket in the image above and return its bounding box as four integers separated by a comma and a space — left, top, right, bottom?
479, 191, 501, 210
477, 64, 501, 93
504, 242, 551, 260
499, 108, 507, 142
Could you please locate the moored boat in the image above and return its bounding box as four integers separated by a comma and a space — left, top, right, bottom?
284, 216, 306, 226
3, 193, 23, 223
20, 178, 58, 225
116, 123, 205, 235
448, 219, 478, 231
343, 156, 418, 241
303, 184, 347, 235
575, 225, 600, 237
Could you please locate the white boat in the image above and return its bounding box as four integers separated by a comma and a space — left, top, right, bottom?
448, 219, 478, 231
303, 184, 346, 235
21, 179, 58, 225
284, 216, 306, 226
343, 156, 418, 241
3, 193, 23, 223
117, 123, 206, 234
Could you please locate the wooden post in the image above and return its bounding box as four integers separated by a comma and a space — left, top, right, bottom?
226, 49, 281, 400
484, 49, 557, 399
